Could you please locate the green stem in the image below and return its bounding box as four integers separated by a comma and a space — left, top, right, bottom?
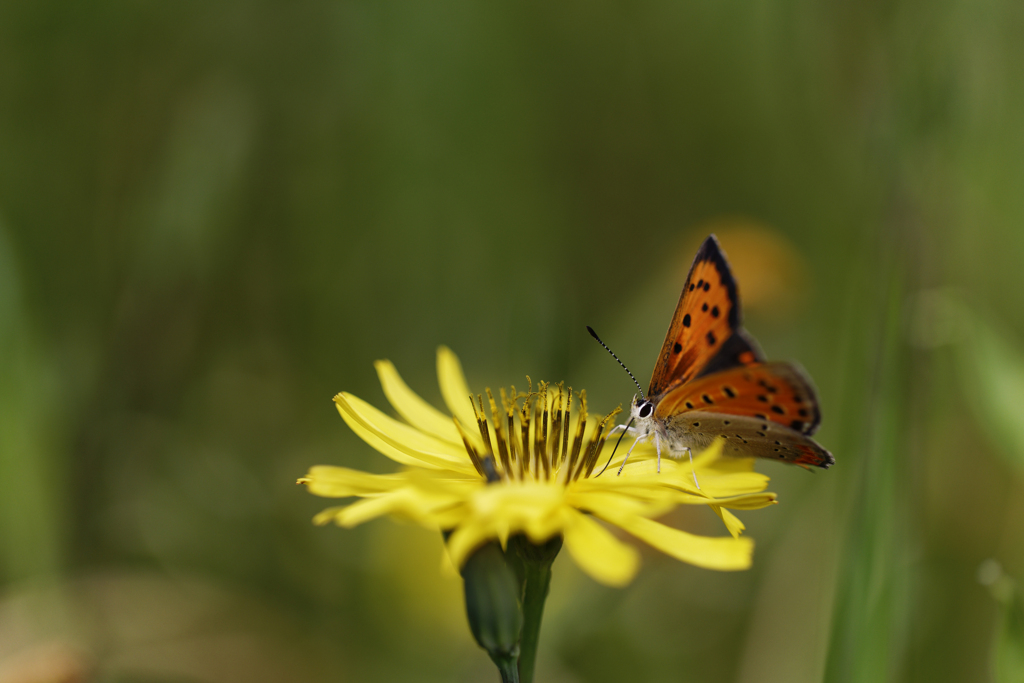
496, 656, 521, 683
513, 535, 563, 683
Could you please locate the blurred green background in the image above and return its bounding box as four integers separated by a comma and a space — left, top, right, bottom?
2, 1, 1024, 681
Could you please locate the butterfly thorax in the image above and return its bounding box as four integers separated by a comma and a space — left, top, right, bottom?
631, 394, 721, 457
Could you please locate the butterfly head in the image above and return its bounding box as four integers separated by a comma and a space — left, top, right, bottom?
631, 396, 657, 437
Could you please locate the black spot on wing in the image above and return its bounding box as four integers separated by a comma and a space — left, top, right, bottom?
690, 235, 741, 329
693, 329, 764, 379
780, 364, 823, 436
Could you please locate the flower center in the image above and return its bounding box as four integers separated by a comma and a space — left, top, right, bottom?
454, 380, 622, 484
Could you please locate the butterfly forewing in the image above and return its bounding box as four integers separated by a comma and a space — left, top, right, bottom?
648, 236, 757, 397
654, 362, 822, 436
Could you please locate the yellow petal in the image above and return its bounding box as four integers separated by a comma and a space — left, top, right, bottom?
645, 458, 769, 497
375, 359, 464, 446
693, 437, 726, 464
312, 506, 347, 525
567, 489, 676, 519
695, 472, 772, 497
436, 346, 480, 435
334, 493, 413, 527
335, 489, 459, 528
608, 514, 753, 571
334, 397, 444, 469
300, 466, 407, 498
712, 492, 778, 510
709, 504, 746, 538
663, 490, 777, 508
445, 517, 494, 568
562, 510, 640, 587
335, 393, 476, 474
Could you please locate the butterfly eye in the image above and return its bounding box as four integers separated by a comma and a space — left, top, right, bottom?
638, 402, 653, 418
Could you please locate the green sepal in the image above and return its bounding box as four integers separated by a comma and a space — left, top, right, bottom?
460, 540, 523, 682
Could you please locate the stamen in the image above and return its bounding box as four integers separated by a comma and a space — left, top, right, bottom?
580, 407, 623, 479
565, 390, 588, 477
500, 387, 519, 473
473, 395, 502, 480
455, 380, 619, 486
550, 383, 564, 471
560, 388, 573, 470
486, 389, 512, 475
520, 393, 533, 477
536, 382, 550, 479
453, 417, 486, 477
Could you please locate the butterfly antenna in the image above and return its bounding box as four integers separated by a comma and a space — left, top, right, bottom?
586, 326, 645, 400
594, 418, 634, 478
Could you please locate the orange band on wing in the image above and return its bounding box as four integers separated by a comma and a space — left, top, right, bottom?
654, 362, 821, 436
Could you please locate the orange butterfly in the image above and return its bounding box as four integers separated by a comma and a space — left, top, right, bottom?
591, 234, 834, 480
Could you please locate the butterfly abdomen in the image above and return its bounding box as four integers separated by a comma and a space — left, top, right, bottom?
659, 415, 721, 455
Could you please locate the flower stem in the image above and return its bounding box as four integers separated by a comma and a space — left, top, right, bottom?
496, 657, 521, 683
512, 535, 563, 683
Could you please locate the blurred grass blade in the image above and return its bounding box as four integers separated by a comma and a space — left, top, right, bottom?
956, 309, 1024, 474
0, 222, 63, 582
979, 561, 1024, 683
824, 241, 912, 683
994, 588, 1024, 683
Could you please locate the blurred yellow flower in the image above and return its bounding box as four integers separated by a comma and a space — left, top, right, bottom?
299, 348, 777, 586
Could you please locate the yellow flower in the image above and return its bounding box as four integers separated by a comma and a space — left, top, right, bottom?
299, 347, 777, 586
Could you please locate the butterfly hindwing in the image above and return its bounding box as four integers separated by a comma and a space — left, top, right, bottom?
648, 235, 751, 397
654, 362, 822, 436
662, 410, 834, 468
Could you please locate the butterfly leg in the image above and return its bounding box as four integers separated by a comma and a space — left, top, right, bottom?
655, 433, 662, 473
616, 433, 649, 476
685, 447, 701, 490
608, 423, 638, 437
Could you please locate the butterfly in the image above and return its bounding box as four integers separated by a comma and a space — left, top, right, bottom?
591, 234, 834, 479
